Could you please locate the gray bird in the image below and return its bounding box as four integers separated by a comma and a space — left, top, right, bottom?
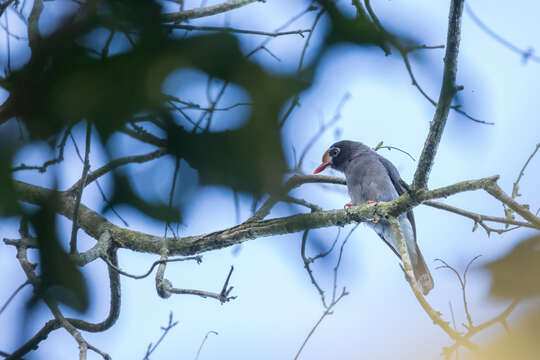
313, 140, 434, 295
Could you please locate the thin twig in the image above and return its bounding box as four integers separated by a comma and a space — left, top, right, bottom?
512, 143, 540, 199
424, 200, 538, 235
389, 217, 478, 352
245, 4, 318, 59
294, 226, 354, 360
0, 280, 30, 316
70, 121, 92, 254
164, 157, 181, 239
103, 256, 202, 280
69, 131, 130, 226
164, 24, 311, 38
435, 256, 482, 330
143, 312, 179, 360
284, 196, 323, 213
364, 0, 491, 125
331, 225, 357, 301
465, 4, 540, 64
164, 266, 236, 304
11, 125, 73, 172
373, 141, 416, 161
293, 288, 347, 360
279, 9, 325, 128
68, 149, 167, 193
295, 92, 351, 170
301, 230, 332, 307
162, 0, 262, 23
194, 331, 218, 360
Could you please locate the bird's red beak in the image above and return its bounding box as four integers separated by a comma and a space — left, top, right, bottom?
313, 150, 332, 174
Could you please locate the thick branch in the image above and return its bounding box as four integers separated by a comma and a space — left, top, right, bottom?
13, 175, 500, 256
412, 0, 465, 189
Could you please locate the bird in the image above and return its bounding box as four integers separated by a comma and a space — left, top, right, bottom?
313, 140, 434, 295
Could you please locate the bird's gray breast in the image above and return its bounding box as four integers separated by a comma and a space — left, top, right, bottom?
344, 155, 399, 205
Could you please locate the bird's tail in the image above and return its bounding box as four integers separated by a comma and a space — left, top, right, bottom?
396, 215, 434, 295
411, 242, 434, 295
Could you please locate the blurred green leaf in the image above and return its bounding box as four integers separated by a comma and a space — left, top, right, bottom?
0, 140, 20, 216
30, 196, 89, 312
468, 307, 540, 360
485, 235, 540, 299
104, 173, 181, 223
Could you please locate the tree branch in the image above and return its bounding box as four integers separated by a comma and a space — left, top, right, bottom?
389, 217, 478, 352
67, 149, 167, 193
70, 121, 92, 254
13, 174, 502, 257
164, 24, 311, 38
162, 0, 263, 24
412, 0, 466, 190
425, 201, 539, 233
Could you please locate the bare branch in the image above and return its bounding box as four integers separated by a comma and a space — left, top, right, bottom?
11, 125, 72, 173
104, 255, 202, 280
70, 121, 92, 254
364, 0, 490, 126
412, 0, 466, 190
295, 92, 351, 170
424, 201, 538, 234
284, 196, 323, 213
465, 4, 540, 64
194, 331, 218, 360
250, 174, 345, 221
279, 9, 326, 128
435, 256, 482, 329
294, 226, 355, 359
300, 230, 331, 307
245, 4, 318, 59
484, 182, 540, 227
164, 24, 311, 38
13, 174, 509, 257
293, 288, 347, 360
373, 141, 416, 162
389, 217, 478, 352
162, 266, 236, 304
0, 280, 30, 316
512, 143, 540, 199
143, 312, 179, 360
162, 0, 263, 23
68, 149, 167, 193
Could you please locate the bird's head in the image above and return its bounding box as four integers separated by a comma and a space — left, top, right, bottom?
313, 141, 358, 174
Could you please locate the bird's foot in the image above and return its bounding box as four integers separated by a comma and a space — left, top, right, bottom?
366, 201, 380, 223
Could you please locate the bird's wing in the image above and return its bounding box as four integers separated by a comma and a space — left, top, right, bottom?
377, 154, 417, 242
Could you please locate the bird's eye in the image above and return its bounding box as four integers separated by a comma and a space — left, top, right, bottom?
329, 147, 340, 157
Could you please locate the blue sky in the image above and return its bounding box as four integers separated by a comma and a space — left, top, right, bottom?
1, 0, 540, 359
